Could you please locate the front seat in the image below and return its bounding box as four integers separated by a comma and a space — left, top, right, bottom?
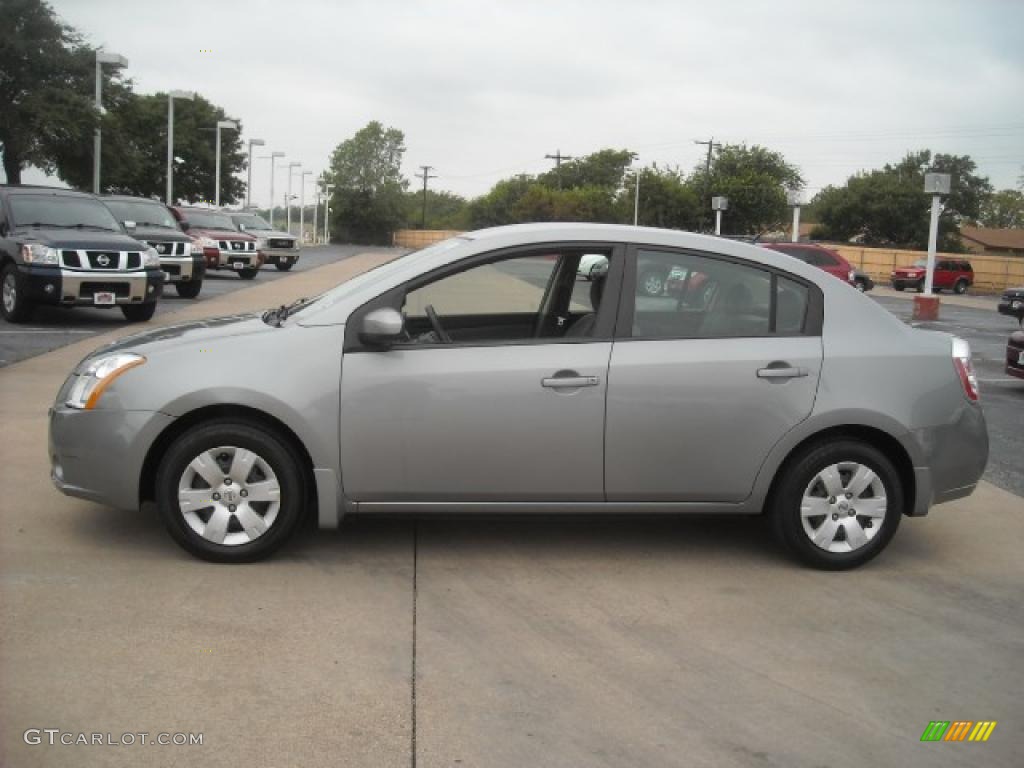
564, 274, 606, 338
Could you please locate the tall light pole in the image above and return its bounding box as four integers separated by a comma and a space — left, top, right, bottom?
300, 170, 312, 243
312, 181, 320, 245
245, 138, 265, 208
787, 189, 803, 243
264, 152, 284, 228
214, 120, 238, 207
166, 90, 195, 204
286, 162, 301, 234
712, 196, 728, 236
93, 50, 128, 194
323, 183, 334, 244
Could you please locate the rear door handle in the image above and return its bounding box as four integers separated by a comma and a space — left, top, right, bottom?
542, 372, 600, 388
757, 366, 808, 380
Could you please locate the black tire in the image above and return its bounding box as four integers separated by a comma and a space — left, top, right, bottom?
274, 259, 294, 271
854, 279, 866, 292
155, 420, 306, 562
1, 263, 35, 322
953, 279, 968, 295
175, 280, 203, 299
120, 302, 157, 322
239, 267, 259, 280
770, 439, 903, 570
893, 284, 904, 292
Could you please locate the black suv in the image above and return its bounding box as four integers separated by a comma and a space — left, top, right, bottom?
102, 195, 205, 298
997, 286, 1024, 322
0, 186, 163, 323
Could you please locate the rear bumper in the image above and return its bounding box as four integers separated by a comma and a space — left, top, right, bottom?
908, 403, 989, 516
18, 265, 163, 307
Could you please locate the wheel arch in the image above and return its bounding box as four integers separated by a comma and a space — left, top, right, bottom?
762, 424, 916, 517
139, 404, 317, 511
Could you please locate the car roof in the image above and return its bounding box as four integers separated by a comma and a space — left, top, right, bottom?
101, 194, 167, 203
0, 184, 94, 198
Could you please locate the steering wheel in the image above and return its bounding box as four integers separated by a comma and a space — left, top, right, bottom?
424, 304, 452, 343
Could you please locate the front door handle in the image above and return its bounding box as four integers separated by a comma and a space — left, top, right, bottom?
542, 370, 600, 388
757, 365, 808, 380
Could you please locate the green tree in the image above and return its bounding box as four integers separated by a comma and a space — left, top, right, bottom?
813, 150, 992, 250
404, 189, 470, 230
687, 144, 802, 235
466, 175, 536, 228
52, 92, 247, 203
325, 121, 408, 244
620, 165, 700, 229
0, 0, 105, 184
511, 185, 619, 223
537, 149, 634, 191
976, 189, 1024, 229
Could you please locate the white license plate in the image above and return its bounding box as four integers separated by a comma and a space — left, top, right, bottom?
1013, 300, 1023, 310
232, 262, 244, 270
93, 292, 116, 306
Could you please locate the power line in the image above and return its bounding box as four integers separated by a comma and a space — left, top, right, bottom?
415, 165, 438, 229
544, 149, 575, 188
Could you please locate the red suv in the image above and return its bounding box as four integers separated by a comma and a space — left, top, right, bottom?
168, 206, 263, 280
891, 259, 973, 294
760, 243, 855, 285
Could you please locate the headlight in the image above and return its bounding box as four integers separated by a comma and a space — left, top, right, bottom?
21, 244, 60, 265
65, 353, 146, 410
196, 236, 219, 249
143, 247, 160, 268
255, 237, 268, 250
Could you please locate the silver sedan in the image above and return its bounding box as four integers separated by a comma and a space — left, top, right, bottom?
49, 224, 989, 568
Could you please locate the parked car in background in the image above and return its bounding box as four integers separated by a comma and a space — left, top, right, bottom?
1, 185, 162, 323
851, 269, 874, 293
168, 207, 262, 280
228, 212, 300, 271
1007, 330, 1024, 380
891, 259, 973, 294
102, 195, 205, 298
49, 224, 988, 570
997, 286, 1024, 322
760, 243, 856, 285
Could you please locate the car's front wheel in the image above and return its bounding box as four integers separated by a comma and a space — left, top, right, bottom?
275, 259, 294, 271
121, 302, 157, 322
771, 440, 902, 570
239, 267, 259, 280
175, 280, 203, 299
1, 264, 34, 322
155, 421, 306, 562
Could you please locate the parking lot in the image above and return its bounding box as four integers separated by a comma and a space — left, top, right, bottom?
1, 250, 1021, 768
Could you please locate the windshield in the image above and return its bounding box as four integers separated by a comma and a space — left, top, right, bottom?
231, 213, 271, 230
104, 199, 178, 229
182, 210, 236, 229
9, 194, 121, 231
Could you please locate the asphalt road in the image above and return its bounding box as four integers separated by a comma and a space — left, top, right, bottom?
870, 294, 1024, 498
0, 244, 368, 368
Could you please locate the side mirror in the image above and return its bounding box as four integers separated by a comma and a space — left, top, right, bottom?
123, 220, 136, 231
359, 308, 405, 348
237, 223, 246, 231
180, 221, 191, 232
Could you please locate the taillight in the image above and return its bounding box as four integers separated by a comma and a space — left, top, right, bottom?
952, 337, 979, 401
848, 269, 855, 282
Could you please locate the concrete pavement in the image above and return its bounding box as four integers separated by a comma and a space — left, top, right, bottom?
1, 253, 1021, 767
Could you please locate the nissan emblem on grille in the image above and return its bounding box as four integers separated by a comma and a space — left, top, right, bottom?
97, 254, 110, 267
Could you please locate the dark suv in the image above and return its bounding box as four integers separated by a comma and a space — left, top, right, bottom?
0, 186, 163, 323
102, 195, 206, 298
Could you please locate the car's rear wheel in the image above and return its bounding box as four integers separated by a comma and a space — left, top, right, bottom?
121, 302, 157, 322
954, 279, 968, 295
155, 421, 305, 562
1, 264, 34, 322
175, 280, 202, 299
771, 440, 902, 570
239, 267, 259, 280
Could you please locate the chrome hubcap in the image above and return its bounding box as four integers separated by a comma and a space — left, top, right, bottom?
644, 274, 663, 294
177, 446, 281, 546
2, 274, 15, 313
800, 462, 887, 553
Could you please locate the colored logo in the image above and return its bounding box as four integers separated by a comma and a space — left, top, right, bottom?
920, 721, 997, 742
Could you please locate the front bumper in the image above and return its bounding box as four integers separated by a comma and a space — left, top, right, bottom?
207, 249, 263, 270
159, 254, 205, 283
891, 277, 923, 290
997, 297, 1024, 319
263, 248, 300, 266
1006, 332, 1024, 380
49, 406, 175, 511
19, 265, 163, 307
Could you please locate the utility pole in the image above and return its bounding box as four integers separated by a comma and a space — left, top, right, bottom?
694, 138, 721, 232
415, 165, 437, 229
544, 150, 574, 189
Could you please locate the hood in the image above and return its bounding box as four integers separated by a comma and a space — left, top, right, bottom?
128, 225, 190, 243
12, 226, 147, 251
1003, 286, 1024, 297
894, 266, 925, 274
187, 227, 253, 240
87, 313, 272, 360
243, 227, 295, 240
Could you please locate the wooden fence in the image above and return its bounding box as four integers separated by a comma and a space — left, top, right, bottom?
390, 230, 1024, 293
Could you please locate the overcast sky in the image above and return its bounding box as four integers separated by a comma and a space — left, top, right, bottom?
19, 0, 1024, 208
